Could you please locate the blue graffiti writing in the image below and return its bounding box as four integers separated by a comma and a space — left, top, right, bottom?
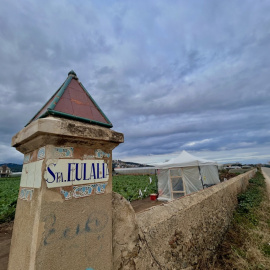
43, 214, 56, 246
42, 211, 108, 246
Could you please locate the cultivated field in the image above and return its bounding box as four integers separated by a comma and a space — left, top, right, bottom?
0, 177, 20, 223
0, 175, 157, 223
113, 174, 157, 201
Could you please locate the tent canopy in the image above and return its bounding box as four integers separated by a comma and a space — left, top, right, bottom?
155, 150, 217, 169
156, 151, 220, 201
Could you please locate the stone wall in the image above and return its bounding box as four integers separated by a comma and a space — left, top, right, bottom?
112, 169, 256, 270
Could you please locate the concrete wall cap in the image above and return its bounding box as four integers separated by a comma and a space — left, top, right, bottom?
12, 116, 124, 147
136, 169, 256, 226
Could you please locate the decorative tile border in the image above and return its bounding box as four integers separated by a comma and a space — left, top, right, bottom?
19, 188, 34, 201
82, 150, 110, 160
23, 154, 31, 164
61, 183, 108, 200
53, 147, 74, 158
95, 149, 110, 158
38, 147, 46, 160
83, 154, 95, 159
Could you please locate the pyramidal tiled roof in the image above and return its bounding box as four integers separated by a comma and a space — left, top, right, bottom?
26, 70, 113, 128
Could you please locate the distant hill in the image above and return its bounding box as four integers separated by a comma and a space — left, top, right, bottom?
0, 163, 23, 172
112, 160, 153, 169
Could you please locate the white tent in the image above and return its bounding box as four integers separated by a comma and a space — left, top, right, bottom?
155, 151, 220, 201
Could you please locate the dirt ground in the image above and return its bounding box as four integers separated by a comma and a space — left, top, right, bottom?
0, 222, 13, 270
219, 171, 241, 181
0, 197, 163, 270
131, 196, 165, 213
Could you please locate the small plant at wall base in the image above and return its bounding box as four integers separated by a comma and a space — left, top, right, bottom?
203, 171, 270, 270
236, 172, 265, 227
262, 242, 270, 257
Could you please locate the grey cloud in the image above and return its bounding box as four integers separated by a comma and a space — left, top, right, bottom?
1, 0, 270, 164
95, 66, 115, 76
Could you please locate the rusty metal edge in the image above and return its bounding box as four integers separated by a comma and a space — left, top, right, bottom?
47, 75, 73, 111
39, 109, 113, 128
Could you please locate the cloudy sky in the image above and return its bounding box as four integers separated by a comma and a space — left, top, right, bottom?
0, 0, 270, 165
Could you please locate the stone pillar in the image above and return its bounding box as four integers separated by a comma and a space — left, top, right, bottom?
8, 116, 123, 270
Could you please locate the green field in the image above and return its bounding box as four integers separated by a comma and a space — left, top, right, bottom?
113, 174, 157, 201
0, 175, 157, 223
0, 177, 20, 223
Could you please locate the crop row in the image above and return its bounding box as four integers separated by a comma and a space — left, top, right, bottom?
112, 174, 157, 201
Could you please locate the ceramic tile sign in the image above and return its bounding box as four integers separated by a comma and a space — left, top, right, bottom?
53, 147, 74, 158
20, 160, 43, 188
44, 159, 109, 188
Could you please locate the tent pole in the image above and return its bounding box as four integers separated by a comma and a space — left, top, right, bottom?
198, 166, 204, 189
155, 169, 158, 194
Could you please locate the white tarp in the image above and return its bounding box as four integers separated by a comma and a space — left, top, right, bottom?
156, 150, 218, 169
200, 165, 220, 186
156, 151, 220, 201
182, 166, 202, 193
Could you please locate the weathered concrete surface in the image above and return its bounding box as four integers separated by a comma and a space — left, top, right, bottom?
112, 193, 160, 270
112, 192, 140, 270
112, 170, 256, 270
12, 116, 124, 153
262, 167, 270, 199
9, 116, 123, 270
